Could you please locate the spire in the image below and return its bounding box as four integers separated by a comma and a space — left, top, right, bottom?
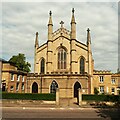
35, 32, 39, 47
71, 8, 76, 24
71, 8, 76, 40
48, 10, 53, 41
87, 28, 91, 45
48, 11, 53, 25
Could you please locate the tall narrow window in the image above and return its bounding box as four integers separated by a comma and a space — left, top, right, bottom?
99, 76, 104, 83
11, 73, 14, 81
80, 57, 85, 74
58, 48, 67, 69
50, 80, 58, 94
99, 86, 104, 93
40, 58, 45, 74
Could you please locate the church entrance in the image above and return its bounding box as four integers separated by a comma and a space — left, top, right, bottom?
74, 82, 81, 98
32, 82, 38, 93
50, 80, 58, 94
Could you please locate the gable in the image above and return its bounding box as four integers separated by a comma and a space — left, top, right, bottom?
52, 27, 70, 41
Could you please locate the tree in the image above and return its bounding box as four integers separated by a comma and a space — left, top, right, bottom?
9, 53, 31, 72
94, 87, 99, 95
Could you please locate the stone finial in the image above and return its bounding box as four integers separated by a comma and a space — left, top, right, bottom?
48, 10, 53, 25
71, 8, 76, 23
72, 8, 75, 14
87, 28, 91, 45
36, 32, 38, 36
87, 28, 90, 32
49, 11, 52, 16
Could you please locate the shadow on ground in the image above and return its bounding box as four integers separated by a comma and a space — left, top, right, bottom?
90, 102, 120, 120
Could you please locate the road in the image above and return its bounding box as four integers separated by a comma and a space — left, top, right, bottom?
1, 107, 120, 120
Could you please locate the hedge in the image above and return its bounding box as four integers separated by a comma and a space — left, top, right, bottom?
2, 93, 56, 101
82, 94, 120, 102
2, 93, 120, 102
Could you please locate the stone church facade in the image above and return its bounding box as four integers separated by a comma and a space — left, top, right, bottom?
27, 9, 97, 98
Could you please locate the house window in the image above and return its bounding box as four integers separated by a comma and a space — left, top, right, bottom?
111, 78, 115, 84
10, 86, 14, 91
99, 86, 104, 93
11, 74, 14, 81
40, 58, 45, 74
17, 75, 20, 81
80, 57, 85, 74
16, 83, 19, 91
99, 76, 104, 83
58, 48, 66, 69
111, 88, 115, 93
22, 83, 24, 90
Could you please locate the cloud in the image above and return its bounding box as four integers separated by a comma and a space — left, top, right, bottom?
2, 2, 118, 72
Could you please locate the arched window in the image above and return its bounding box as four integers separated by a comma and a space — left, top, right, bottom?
40, 58, 45, 74
80, 57, 85, 74
58, 48, 66, 69
50, 80, 58, 94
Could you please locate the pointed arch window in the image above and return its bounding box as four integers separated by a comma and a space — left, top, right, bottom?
80, 57, 85, 74
50, 80, 58, 94
40, 58, 45, 74
58, 48, 66, 69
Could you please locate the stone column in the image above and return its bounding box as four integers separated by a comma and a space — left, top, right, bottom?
56, 88, 59, 106
78, 88, 82, 106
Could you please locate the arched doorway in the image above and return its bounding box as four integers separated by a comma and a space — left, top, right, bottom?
50, 80, 58, 94
74, 82, 81, 98
32, 82, 38, 93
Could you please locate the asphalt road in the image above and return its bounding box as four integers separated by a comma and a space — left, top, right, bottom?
2, 107, 119, 120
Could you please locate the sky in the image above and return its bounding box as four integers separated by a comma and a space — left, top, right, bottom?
1, 1, 119, 73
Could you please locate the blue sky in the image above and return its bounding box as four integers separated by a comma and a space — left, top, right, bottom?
1, 1, 119, 73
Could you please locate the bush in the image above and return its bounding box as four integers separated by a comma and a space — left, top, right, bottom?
2, 93, 56, 101
94, 87, 99, 95
82, 94, 120, 102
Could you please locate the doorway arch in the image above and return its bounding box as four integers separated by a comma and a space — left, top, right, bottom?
74, 82, 81, 98
32, 82, 38, 93
50, 80, 58, 94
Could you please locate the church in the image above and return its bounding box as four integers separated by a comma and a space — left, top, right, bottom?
27, 8, 95, 98
2, 8, 120, 97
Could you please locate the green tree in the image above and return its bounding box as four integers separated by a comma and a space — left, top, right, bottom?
94, 87, 99, 95
9, 53, 31, 72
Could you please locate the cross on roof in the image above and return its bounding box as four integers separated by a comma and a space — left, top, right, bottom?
60, 21, 64, 28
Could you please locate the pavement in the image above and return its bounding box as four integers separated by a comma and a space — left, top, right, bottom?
1, 100, 120, 120
1, 99, 92, 108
